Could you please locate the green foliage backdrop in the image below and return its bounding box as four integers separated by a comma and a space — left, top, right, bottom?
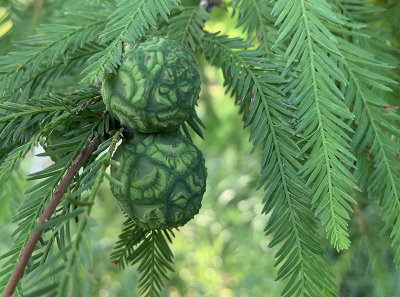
0, 0, 399, 296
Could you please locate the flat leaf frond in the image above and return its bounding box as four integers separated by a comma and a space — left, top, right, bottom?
82, 0, 181, 82
0, 131, 90, 294
232, 0, 276, 50
54, 132, 121, 297
180, 110, 205, 140
0, 89, 107, 295
129, 230, 175, 297
0, 87, 102, 170
202, 31, 337, 297
167, 6, 209, 50
273, 0, 357, 250
0, 5, 110, 101
331, 0, 400, 266
14, 132, 122, 297
110, 216, 148, 270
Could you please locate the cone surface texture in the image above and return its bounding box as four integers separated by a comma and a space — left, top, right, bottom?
110, 131, 207, 230
102, 36, 200, 132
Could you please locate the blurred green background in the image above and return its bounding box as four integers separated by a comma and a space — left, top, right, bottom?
1, 1, 400, 296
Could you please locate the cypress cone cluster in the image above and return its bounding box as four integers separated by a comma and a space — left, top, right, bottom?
102, 36, 207, 230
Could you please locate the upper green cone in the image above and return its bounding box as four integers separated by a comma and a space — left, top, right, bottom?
102, 36, 201, 133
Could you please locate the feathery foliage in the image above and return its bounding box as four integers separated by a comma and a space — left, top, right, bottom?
111, 218, 175, 297
271, 0, 358, 250
0, 0, 399, 296
329, 0, 400, 265
202, 32, 337, 297
130, 230, 175, 297
0, 88, 102, 179
167, 6, 209, 50
0, 87, 108, 293
6, 131, 121, 297
82, 0, 181, 82
111, 216, 148, 270
232, 0, 275, 50
0, 4, 110, 101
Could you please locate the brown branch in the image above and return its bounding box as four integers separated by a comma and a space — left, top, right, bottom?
2, 137, 101, 297
352, 194, 367, 235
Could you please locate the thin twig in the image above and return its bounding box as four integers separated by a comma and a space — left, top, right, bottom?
352, 194, 367, 235
56, 132, 121, 297
3, 137, 101, 297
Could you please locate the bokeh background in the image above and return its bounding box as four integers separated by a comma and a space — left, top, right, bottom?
1, 1, 400, 296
